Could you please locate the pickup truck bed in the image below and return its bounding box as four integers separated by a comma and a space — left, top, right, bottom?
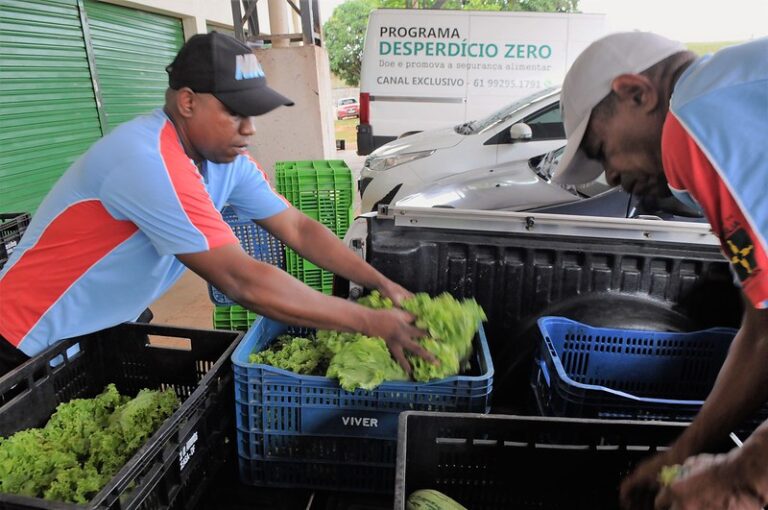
351, 206, 741, 410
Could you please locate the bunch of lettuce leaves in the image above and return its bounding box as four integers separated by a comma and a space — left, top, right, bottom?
249, 334, 331, 375
0, 384, 178, 503
249, 291, 486, 391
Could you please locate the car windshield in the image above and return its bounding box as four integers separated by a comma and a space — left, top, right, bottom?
339, 98, 356, 105
455, 86, 560, 135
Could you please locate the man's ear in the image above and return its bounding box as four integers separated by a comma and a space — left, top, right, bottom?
175, 87, 196, 118
610, 74, 659, 112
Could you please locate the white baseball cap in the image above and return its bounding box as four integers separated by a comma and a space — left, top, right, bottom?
553, 32, 687, 184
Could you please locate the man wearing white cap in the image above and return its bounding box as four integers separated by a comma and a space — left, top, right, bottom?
555, 32, 768, 509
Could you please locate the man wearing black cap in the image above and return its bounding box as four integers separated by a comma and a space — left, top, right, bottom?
0, 32, 435, 376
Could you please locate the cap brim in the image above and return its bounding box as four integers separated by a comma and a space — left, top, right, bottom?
552, 114, 605, 185
215, 85, 294, 117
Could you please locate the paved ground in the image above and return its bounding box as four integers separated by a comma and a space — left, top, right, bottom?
149, 149, 366, 329
338, 148, 365, 175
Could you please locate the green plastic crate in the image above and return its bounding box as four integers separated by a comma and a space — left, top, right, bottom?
278, 177, 354, 238
213, 305, 259, 330
274, 160, 354, 294
277, 170, 353, 236
284, 248, 335, 295
274, 159, 349, 171
285, 249, 334, 294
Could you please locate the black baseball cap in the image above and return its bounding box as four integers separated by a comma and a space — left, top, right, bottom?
166, 31, 294, 116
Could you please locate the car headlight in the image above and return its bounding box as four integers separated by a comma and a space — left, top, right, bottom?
365, 150, 435, 172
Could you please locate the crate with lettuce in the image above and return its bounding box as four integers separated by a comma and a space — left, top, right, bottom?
231, 291, 494, 493
248, 291, 485, 390
0, 385, 178, 504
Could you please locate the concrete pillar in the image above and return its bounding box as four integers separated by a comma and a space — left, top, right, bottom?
181, 15, 207, 38
268, 0, 290, 48
248, 45, 335, 180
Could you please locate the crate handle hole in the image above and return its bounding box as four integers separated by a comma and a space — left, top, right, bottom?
148, 336, 192, 351
435, 437, 466, 445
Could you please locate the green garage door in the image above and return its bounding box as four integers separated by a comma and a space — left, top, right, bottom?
0, 0, 103, 212
207, 23, 236, 38
0, 0, 184, 213
84, 0, 183, 131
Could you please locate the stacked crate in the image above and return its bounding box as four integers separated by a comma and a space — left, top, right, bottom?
213, 304, 259, 331
232, 317, 494, 493
211, 161, 353, 328
275, 160, 354, 295
0, 212, 31, 270
532, 316, 767, 434
209, 207, 284, 330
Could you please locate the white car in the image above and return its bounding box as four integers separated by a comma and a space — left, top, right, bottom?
359, 87, 573, 212
396, 145, 704, 222
395, 146, 583, 210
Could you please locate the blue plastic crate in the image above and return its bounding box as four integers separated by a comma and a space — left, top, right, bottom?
532, 316, 738, 421
208, 206, 285, 306
231, 317, 494, 493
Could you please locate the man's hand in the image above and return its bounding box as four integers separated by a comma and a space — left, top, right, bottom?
621, 449, 683, 510
621, 302, 768, 510
654, 453, 764, 510
367, 308, 436, 375
377, 278, 413, 307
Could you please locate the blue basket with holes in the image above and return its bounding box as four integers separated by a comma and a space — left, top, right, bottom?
532, 316, 738, 422
208, 207, 285, 305
231, 316, 493, 493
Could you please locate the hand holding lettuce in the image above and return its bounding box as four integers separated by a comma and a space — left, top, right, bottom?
327, 335, 410, 391
249, 291, 486, 391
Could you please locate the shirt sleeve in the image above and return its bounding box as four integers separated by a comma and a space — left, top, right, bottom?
662, 113, 768, 309
225, 156, 290, 221
99, 121, 238, 255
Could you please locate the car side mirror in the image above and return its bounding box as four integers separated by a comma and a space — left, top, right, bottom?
509, 123, 533, 142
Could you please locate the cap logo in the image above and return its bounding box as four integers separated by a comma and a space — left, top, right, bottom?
235, 54, 265, 80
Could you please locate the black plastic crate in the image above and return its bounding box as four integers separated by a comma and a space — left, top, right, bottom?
0, 212, 31, 270
0, 322, 243, 510
395, 411, 739, 510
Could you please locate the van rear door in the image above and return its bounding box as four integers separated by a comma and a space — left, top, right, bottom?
356, 9, 605, 156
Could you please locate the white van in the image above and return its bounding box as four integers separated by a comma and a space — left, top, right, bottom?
356, 9, 606, 155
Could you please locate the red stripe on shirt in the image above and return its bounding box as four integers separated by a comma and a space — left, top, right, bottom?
0, 200, 138, 346
159, 122, 238, 251
248, 155, 291, 206
663, 113, 768, 308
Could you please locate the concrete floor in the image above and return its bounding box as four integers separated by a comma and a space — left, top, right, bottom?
148, 149, 365, 329
149, 270, 213, 329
